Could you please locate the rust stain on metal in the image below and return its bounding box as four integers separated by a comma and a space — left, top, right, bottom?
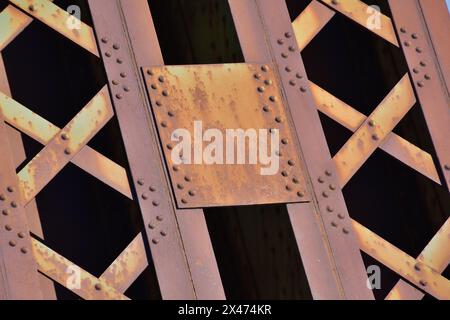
310, 81, 440, 184
333, 74, 416, 187
320, 0, 399, 46
144, 63, 310, 208
17, 86, 113, 203
0, 5, 31, 51
32, 239, 129, 300
9, 0, 99, 56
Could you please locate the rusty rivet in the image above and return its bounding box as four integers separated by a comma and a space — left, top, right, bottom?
162, 90, 169, 97
297, 191, 305, 198
275, 116, 282, 123
286, 185, 292, 191
149, 186, 156, 192
281, 171, 288, 177
2, 209, 10, 216
181, 198, 188, 204
414, 263, 421, 271
5, 225, 12, 231
156, 215, 163, 221
173, 165, 180, 172
123, 86, 130, 92
148, 223, 155, 230
152, 239, 159, 244
177, 183, 184, 190
28, 5, 36, 11
269, 96, 277, 102
289, 80, 296, 86
112, 80, 119, 85
113, 43, 120, 50
288, 46, 296, 52
331, 221, 338, 227
322, 191, 329, 198
368, 119, 375, 127
417, 81, 424, 88
420, 61, 427, 66
400, 27, 407, 33
105, 52, 112, 57
95, 283, 102, 291
329, 184, 336, 190
64, 148, 71, 155
300, 87, 307, 93
411, 33, 418, 39
416, 47, 422, 53
372, 134, 379, 141
419, 280, 427, 287
18, 232, 25, 239
160, 231, 167, 237
257, 86, 265, 93
338, 213, 345, 219
137, 179, 144, 186
261, 65, 269, 72
0, 194, 6, 201
158, 76, 165, 83
254, 73, 262, 80
331, 0, 339, 5
155, 100, 162, 106
184, 176, 191, 182
7, 186, 14, 193
444, 164, 450, 170
296, 73, 303, 79
142, 193, 149, 200
403, 41, 410, 47
166, 144, 173, 150
9, 240, 16, 247
342, 228, 349, 234
284, 32, 292, 38
281, 52, 288, 58
61, 133, 69, 140
116, 93, 123, 99
152, 200, 159, 207
292, 177, 299, 184
10, 201, 17, 208
188, 190, 196, 197
117, 58, 123, 64
325, 170, 332, 176
288, 160, 295, 166
281, 138, 288, 145
285, 67, 292, 72
101, 37, 108, 43
318, 176, 324, 183
277, 39, 284, 45
264, 79, 272, 86
413, 68, 420, 74
20, 247, 28, 254
147, 69, 154, 76
161, 121, 168, 128
326, 206, 334, 212
262, 106, 270, 112
424, 74, 431, 80
120, 72, 127, 78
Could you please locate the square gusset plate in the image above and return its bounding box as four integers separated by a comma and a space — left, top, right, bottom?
143, 63, 310, 208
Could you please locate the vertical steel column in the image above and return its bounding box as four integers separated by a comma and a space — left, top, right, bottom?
87, 0, 224, 299
388, 0, 450, 189
229, 0, 373, 299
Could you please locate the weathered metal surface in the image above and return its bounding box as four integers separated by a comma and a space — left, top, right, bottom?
88, 0, 198, 300
120, 0, 225, 300
293, 0, 334, 51
17, 86, 114, 203
320, 0, 399, 46
32, 239, 129, 300
0, 5, 31, 51
144, 63, 309, 208
229, 0, 374, 300
0, 92, 132, 199
352, 220, 450, 300
385, 280, 425, 300
9, 0, 99, 56
387, 218, 450, 300
0, 113, 43, 300
310, 81, 440, 184
100, 233, 148, 293
389, 0, 450, 190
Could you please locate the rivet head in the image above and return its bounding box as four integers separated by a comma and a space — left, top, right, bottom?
147, 69, 154, 76
338, 213, 345, 219
160, 231, 167, 237
318, 176, 324, 183
413, 68, 420, 74
325, 170, 332, 176
177, 184, 184, 190
5, 225, 12, 231
28, 5, 36, 11
284, 32, 292, 38
155, 100, 162, 106
296, 73, 303, 79
161, 121, 168, 128
424, 74, 431, 80
288, 46, 295, 52
326, 206, 334, 212
275, 116, 282, 123
281, 171, 288, 177
7, 186, 14, 193
281, 52, 288, 58
444, 164, 450, 171
123, 86, 130, 92
419, 280, 427, 287
181, 199, 188, 204
20, 247, 28, 254
9, 240, 16, 247
152, 200, 160, 207
137, 179, 144, 186
417, 81, 424, 88
281, 138, 288, 145
262, 106, 270, 112
416, 47, 422, 53
300, 87, 307, 93
261, 65, 269, 72
64, 148, 72, 155
173, 165, 180, 171
368, 119, 375, 127
257, 86, 265, 93
288, 160, 295, 166
120, 72, 127, 78
400, 27, 407, 33
18, 232, 25, 239
414, 263, 421, 271
188, 190, 196, 197
411, 33, 418, 39
10, 201, 17, 208
95, 283, 102, 291
148, 223, 155, 230
420, 61, 427, 67
184, 176, 191, 182
277, 39, 284, 45
142, 193, 149, 200
342, 228, 349, 234
105, 52, 112, 57
0, 194, 6, 201
297, 191, 305, 198
264, 79, 272, 86
117, 58, 123, 64
162, 90, 169, 97
292, 178, 299, 184
166, 144, 173, 150
2, 209, 10, 216
254, 73, 262, 80
329, 184, 336, 190
149, 186, 156, 192
112, 80, 119, 85
116, 93, 123, 99
285, 185, 292, 191
158, 76, 165, 83
289, 80, 296, 86
269, 96, 277, 102
101, 37, 108, 43
403, 41, 410, 47
61, 133, 69, 140
331, 221, 338, 227
285, 67, 292, 72
372, 134, 379, 141
152, 239, 159, 244
331, 0, 339, 5
156, 215, 163, 221
322, 191, 329, 198
113, 44, 120, 50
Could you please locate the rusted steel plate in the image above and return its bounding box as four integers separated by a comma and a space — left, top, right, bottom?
320, 0, 399, 46
9, 0, 99, 57
352, 220, 450, 300
310, 81, 440, 184
88, 0, 199, 300
0, 114, 43, 299
389, 0, 450, 190
293, 0, 335, 51
100, 233, 148, 293
230, 0, 374, 300
0, 5, 31, 51
385, 280, 425, 300
387, 218, 450, 300
17, 86, 113, 203
144, 63, 310, 208
32, 239, 128, 300
0, 91, 132, 199
333, 75, 416, 187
